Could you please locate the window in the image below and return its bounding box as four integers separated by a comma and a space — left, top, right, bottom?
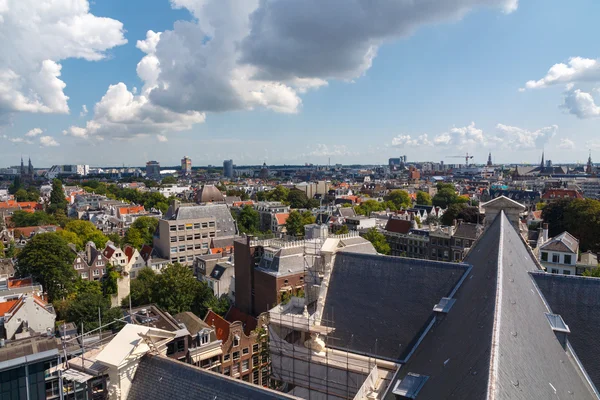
179, 235, 185, 241
261, 367, 269, 383
233, 351, 240, 361
224, 354, 230, 362
171, 247, 177, 254
564, 254, 572, 264
179, 245, 186, 252
242, 374, 250, 382
179, 256, 186, 262
431, 248, 437, 256
186, 224, 193, 230
209, 232, 216, 238
209, 221, 215, 228
202, 222, 208, 228
252, 344, 259, 353
253, 355, 259, 367
552, 254, 560, 263
223, 366, 230, 376
194, 223, 201, 229
551, 268, 559, 274
171, 258, 177, 263
563, 270, 571, 275
242, 360, 249, 372
443, 250, 449, 259
232, 363, 239, 375
187, 255, 194, 261
541, 252, 548, 261
97, 261, 104, 266
243, 347, 249, 355
177, 340, 185, 353
170, 225, 177, 231
455, 239, 462, 247
195, 243, 202, 250
178, 224, 184, 231
202, 233, 209, 238
171, 236, 177, 243
253, 370, 259, 384
194, 233, 201, 240
93, 269, 100, 276
187, 244, 193, 251
82, 272, 88, 278
202, 243, 209, 249
187, 235, 193, 241
201, 333, 209, 345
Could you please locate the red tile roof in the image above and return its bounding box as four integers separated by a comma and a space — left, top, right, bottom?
274, 213, 289, 226
541, 189, 583, 200
8, 277, 33, 288
204, 310, 230, 342
119, 205, 145, 215
9, 225, 61, 238
0, 300, 19, 317
225, 306, 257, 336
124, 245, 136, 262
232, 201, 254, 208
385, 218, 412, 234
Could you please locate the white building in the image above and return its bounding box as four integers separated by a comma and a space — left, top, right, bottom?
539, 231, 579, 275
47, 164, 89, 178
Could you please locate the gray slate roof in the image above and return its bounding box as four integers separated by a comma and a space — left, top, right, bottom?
257, 245, 306, 277
532, 272, 600, 390
384, 211, 597, 400
540, 231, 579, 254
322, 251, 469, 361
128, 354, 299, 400
169, 204, 236, 237
453, 222, 481, 240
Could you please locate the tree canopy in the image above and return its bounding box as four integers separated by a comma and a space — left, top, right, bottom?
126, 265, 226, 317
16, 233, 76, 301
416, 191, 433, 206
441, 204, 481, 226
542, 198, 600, 252
161, 176, 178, 185
285, 210, 315, 237
233, 205, 260, 234
47, 179, 68, 215
124, 217, 159, 249
363, 227, 390, 255
11, 210, 56, 227
64, 220, 109, 249
386, 190, 412, 209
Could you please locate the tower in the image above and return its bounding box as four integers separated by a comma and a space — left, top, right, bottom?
28, 157, 34, 179
586, 151, 593, 175
540, 151, 545, 170
20, 156, 25, 177
487, 152, 493, 167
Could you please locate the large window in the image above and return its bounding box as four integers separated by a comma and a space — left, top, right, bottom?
564, 254, 572, 264
552, 254, 560, 263
233, 351, 240, 361
242, 360, 249, 372
541, 252, 548, 261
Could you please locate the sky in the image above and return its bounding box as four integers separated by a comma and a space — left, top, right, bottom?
1, 0, 600, 168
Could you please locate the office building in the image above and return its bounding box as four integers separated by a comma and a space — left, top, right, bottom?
181, 156, 192, 175
223, 159, 233, 178
146, 160, 160, 180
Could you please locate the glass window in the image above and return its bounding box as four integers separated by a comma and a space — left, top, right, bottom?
187, 235, 193, 241
233, 351, 240, 361
209, 232, 216, 238
179, 235, 185, 241
170, 225, 177, 232
187, 244, 193, 251
233, 336, 240, 347
194, 233, 201, 240
178, 225, 184, 230
455, 239, 462, 247
224, 354, 230, 361
171, 247, 177, 254
253, 369, 259, 384
232, 363, 239, 375
195, 243, 202, 250
209, 221, 215, 228
243, 347, 249, 355
179, 256, 186, 262
202, 222, 208, 228
564, 254, 572, 264
252, 344, 259, 353
194, 223, 201, 229
242, 360, 249, 372
93, 269, 99, 276
552, 254, 560, 263
541, 252, 548, 261
242, 374, 250, 382
179, 245, 186, 252
186, 224, 193, 230
223, 366, 230, 376
82, 272, 88, 278
551, 268, 559, 274
202, 243, 209, 249
253, 355, 259, 367
187, 255, 194, 261
170, 236, 177, 242
563, 270, 571, 275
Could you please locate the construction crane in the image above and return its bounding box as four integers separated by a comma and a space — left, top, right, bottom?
446, 153, 474, 166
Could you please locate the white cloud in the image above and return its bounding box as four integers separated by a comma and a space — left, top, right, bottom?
0, 0, 126, 115
76, 0, 517, 139
393, 122, 558, 151
80, 105, 88, 117
308, 144, 355, 157
25, 128, 43, 137
558, 138, 575, 150
391, 134, 432, 147
39, 136, 59, 147
561, 88, 600, 119
494, 123, 557, 150
157, 134, 168, 142
523, 57, 600, 90
4, 137, 33, 144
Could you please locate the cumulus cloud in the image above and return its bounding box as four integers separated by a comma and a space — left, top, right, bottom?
0, 0, 126, 115
308, 144, 355, 157
392, 122, 558, 151
494, 123, 557, 150
561, 88, 600, 119
523, 57, 600, 90
25, 128, 43, 137
157, 134, 168, 142
2, 136, 33, 144
39, 136, 59, 147
558, 138, 575, 150
391, 134, 432, 147
80, 105, 88, 117
73, 0, 517, 139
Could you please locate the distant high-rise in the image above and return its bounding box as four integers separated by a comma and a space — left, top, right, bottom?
223, 159, 233, 178
181, 156, 192, 175
146, 161, 161, 180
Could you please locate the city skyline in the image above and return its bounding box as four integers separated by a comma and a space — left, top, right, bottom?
1, 0, 599, 166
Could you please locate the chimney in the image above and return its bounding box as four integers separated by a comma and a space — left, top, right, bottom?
452, 219, 457, 227
542, 223, 549, 242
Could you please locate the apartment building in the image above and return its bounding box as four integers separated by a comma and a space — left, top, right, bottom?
153, 200, 237, 265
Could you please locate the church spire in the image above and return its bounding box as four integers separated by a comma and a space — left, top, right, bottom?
587, 150, 593, 174
540, 151, 545, 170
487, 152, 492, 167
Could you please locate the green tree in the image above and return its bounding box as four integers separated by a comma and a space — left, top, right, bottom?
11, 210, 56, 227
65, 290, 123, 333
124, 217, 158, 249
5, 241, 18, 258
416, 191, 433, 206
16, 233, 76, 301
8, 176, 23, 194
64, 220, 109, 249
47, 179, 68, 215
536, 202, 546, 211
162, 176, 177, 185
386, 190, 412, 209
268, 185, 290, 202
287, 189, 310, 209
128, 268, 159, 306
432, 188, 458, 208
57, 230, 83, 249
107, 233, 123, 248
234, 205, 260, 234
355, 200, 384, 216
337, 225, 349, 234
441, 204, 480, 226
285, 210, 305, 237
14, 189, 30, 202
363, 227, 390, 255
0, 241, 4, 256
203, 295, 231, 317
102, 264, 120, 296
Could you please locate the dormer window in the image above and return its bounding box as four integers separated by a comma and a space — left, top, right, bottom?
233, 334, 240, 347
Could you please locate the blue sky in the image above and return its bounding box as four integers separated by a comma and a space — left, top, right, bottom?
1, 0, 599, 167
